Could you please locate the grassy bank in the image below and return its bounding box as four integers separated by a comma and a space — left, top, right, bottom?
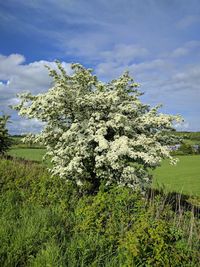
0, 157, 199, 266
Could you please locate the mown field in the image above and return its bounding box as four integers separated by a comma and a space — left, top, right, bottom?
153, 155, 200, 196
8, 148, 46, 162
9, 148, 46, 162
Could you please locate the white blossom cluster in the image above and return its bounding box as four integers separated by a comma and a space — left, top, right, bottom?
14, 62, 181, 192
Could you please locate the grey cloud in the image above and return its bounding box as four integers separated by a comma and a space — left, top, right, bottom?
171, 41, 200, 58
171, 47, 189, 58
101, 44, 148, 65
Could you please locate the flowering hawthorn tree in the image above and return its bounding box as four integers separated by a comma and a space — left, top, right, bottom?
14, 62, 180, 192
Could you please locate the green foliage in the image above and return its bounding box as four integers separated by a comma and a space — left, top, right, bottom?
183, 132, 200, 142
67, 189, 199, 266
180, 143, 195, 154
14, 62, 181, 192
0, 158, 78, 207
0, 115, 12, 155
118, 214, 195, 266
167, 131, 200, 142
0, 158, 199, 266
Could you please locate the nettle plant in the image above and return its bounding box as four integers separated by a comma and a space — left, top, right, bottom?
14, 62, 181, 192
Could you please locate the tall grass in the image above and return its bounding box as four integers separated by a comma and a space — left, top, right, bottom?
0, 157, 199, 266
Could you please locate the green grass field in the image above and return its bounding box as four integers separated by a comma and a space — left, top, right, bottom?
8, 148, 46, 162
153, 155, 200, 196
8, 147, 200, 197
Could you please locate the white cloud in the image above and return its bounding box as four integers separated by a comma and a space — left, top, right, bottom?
0, 54, 71, 134
8, 117, 45, 135
94, 43, 200, 132
0, 54, 71, 94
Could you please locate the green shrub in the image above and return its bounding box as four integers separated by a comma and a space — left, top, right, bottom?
179, 143, 194, 154
0, 158, 78, 208
0, 115, 12, 155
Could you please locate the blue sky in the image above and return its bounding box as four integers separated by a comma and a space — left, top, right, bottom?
0, 0, 200, 133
